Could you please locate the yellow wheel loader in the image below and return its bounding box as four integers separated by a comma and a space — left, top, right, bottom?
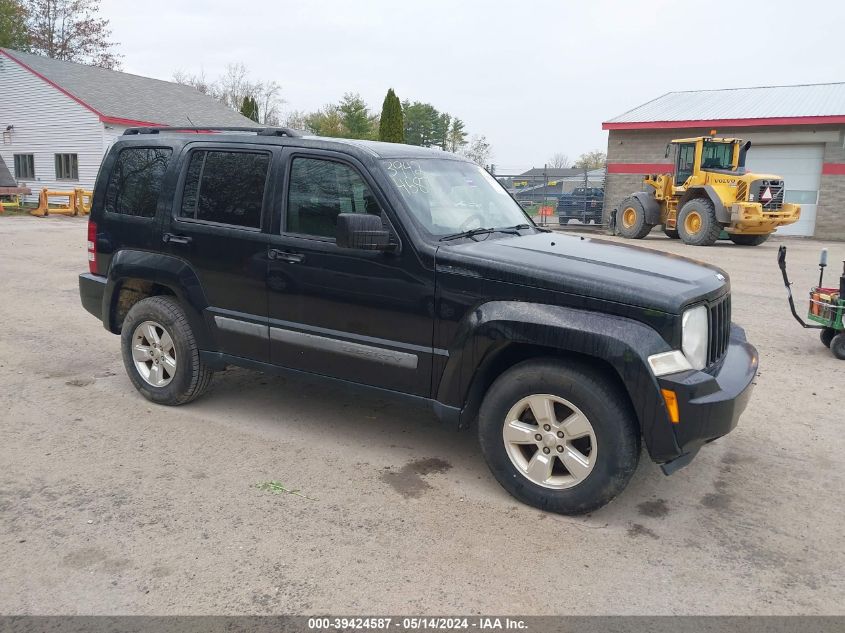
616, 136, 801, 246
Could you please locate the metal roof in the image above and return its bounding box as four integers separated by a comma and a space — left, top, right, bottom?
1, 48, 256, 127
604, 82, 845, 128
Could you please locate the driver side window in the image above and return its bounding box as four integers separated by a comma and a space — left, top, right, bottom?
675, 144, 695, 186
286, 157, 381, 238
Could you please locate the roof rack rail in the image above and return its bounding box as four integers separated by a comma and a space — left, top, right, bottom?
122, 126, 302, 137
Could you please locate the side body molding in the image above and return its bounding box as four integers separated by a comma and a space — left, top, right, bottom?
104, 250, 213, 349
436, 301, 681, 462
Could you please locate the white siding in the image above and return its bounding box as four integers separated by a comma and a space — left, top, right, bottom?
0, 54, 107, 201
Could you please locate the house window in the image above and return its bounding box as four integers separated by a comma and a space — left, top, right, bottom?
179, 150, 269, 229
14, 154, 34, 179
55, 153, 79, 180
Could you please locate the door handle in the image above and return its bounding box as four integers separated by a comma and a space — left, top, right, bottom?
163, 233, 193, 245
268, 249, 304, 263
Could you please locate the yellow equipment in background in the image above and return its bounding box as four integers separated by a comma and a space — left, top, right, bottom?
616, 136, 801, 246
30, 188, 93, 217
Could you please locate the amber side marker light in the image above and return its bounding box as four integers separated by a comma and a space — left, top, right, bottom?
661, 388, 680, 424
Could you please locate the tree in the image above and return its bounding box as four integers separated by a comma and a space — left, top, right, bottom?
338, 92, 374, 139
305, 105, 346, 137
461, 135, 492, 167
240, 96, 259, 122
403, 100, 442, 147
574, 151, 607, 170
446, 118, 467, 153
282, 109, 310, 131
25, 0, 121, 68
0, 0, 29, 50
378, 88, 404, 143
548, 153, 571, 169
172, 69, 215, 96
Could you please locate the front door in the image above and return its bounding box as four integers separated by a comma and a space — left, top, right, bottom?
675, 143, 696, 187
266, 149, 435, 396
165, 144, 277, 362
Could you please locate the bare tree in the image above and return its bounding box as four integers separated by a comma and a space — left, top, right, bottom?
460, 135, 492, 167
172, 69, 216, 96
25, 0, 121, 68
548, 153, 571, 169
281, 109, 310, 131
256, 80, 283, 126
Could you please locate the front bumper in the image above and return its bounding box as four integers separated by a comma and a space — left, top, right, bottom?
657, 324, 758, 473
79, 272, 107, 324
730, 202, 800, 233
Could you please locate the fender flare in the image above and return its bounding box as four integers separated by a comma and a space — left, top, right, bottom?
679, 186, 730, 224
436, 301, 682, 462
104, 250, 213, 349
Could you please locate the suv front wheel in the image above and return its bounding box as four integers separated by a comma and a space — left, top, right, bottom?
478, 359, 640, 514
121, 296, 214, 405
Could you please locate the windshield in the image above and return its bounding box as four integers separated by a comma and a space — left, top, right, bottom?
701, 141, 735, 170
380, 159, 531, 236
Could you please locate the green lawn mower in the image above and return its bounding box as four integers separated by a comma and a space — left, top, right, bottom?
778, 245, 845, 359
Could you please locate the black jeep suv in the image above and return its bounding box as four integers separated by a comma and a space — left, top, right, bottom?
79, 127, 757, 514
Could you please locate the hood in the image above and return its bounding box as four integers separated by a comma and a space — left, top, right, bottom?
436, 232, 728, 314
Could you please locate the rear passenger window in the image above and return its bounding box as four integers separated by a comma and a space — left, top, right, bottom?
105, 147, 172, 218
286, 157, 381, 238
180, 150, 269, 229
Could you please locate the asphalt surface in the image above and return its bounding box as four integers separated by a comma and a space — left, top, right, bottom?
0, 216, 843, 615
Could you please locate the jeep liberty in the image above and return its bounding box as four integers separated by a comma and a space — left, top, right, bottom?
79, 127, 758, 514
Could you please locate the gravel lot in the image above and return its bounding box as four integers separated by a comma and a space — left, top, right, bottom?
0, 216, 843, 615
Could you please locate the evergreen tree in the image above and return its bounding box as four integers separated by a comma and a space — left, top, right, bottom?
240, 96, 259, 122
378, 88, 404, 143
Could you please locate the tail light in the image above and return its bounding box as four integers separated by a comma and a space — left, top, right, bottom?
87, 220, 99, 274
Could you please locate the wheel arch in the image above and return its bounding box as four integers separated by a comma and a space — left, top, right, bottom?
436, 301, 682, 463
104, 249, 213, 349
679, 185, 730, 224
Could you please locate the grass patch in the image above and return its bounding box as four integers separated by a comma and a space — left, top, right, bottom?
256, 480, 317, 501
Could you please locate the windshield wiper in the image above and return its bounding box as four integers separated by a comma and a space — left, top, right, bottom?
439, 224, 531, 242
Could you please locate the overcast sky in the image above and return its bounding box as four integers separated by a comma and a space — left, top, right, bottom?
102, 0, 843, 173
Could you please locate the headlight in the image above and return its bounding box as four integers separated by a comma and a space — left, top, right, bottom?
682, 305, 709, 370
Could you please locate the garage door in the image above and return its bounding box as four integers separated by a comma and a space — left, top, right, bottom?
745, 144, 824, 236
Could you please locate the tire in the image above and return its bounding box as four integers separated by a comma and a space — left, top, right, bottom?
729, 234, 770, 246
616, 197, 654, 239
120, 296, 214, 405
831, 333, 845, 360
677, 197, 721, 246
663, 227, 679, 239
821, 328, 836, 348
477, 359, 640, 515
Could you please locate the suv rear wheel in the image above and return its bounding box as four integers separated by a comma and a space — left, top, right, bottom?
121, 296, 214, 405
478, 359, 640, 514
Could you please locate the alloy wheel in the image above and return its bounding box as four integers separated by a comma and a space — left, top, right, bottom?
131, 320, 177, 387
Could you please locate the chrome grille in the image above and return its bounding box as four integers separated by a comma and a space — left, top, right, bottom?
707, 294, 731, 366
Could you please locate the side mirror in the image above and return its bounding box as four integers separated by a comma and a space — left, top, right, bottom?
336, 213, 392, 251
664, 143, 672, 159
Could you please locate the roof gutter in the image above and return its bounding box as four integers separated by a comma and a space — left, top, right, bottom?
603, 115, 845, 130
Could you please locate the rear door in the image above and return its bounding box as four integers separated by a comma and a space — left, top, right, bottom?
164, 143, 277, 362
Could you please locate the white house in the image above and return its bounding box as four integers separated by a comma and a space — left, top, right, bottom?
0, 48, 255, 201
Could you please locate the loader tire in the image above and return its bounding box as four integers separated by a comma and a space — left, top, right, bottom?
678, 198, 721, 246
617, 197, 653, 239
729, 234, 770, 246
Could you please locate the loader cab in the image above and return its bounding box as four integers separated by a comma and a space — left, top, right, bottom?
669, 137, 744, 186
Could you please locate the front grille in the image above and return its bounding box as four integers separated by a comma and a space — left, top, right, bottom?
707, 294, 731, 366
736, 181, 748, 201
756, 180, 784, 210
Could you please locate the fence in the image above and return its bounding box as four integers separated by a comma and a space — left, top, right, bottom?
496, 167, 606, 228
